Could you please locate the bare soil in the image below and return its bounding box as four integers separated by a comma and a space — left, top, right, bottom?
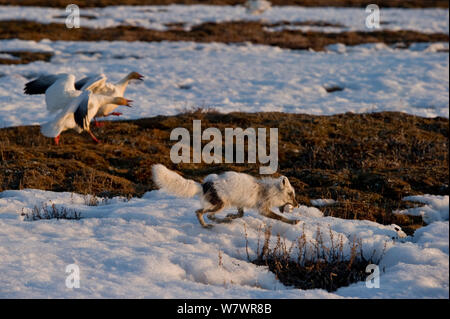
1, 111, 448, 234
1, 20, 448, 52
0, 51, 53, 65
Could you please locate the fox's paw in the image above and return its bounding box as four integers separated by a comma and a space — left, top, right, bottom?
221, 217, 233, 223
203, 224, 214, 229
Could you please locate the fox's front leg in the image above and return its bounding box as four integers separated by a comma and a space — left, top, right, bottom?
206, 202, 229, 224
260, 209, 299, 225
197, 202, 225, 228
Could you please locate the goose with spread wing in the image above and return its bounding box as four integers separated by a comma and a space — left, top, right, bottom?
75, 71, 143, 126
24, 73, 107, 112
34, 74, 132, 145
24, 71, 143, 126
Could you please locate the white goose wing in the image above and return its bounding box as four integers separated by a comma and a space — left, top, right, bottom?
43, 74, 79, 112
76, 74, 107, 93
40, 90, 91, 138
74, 74, 99, 90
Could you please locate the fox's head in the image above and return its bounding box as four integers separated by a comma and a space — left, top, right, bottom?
276, 176, 299, 210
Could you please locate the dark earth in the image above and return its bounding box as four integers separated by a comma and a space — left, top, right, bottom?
1, 111, 448, 235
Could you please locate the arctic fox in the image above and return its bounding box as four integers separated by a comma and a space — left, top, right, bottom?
152, 164, 300, 228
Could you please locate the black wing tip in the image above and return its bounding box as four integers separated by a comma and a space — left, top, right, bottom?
74, 93, 90, 130
23, 82, 42, 95
23, 77, 52, 95
74, 81, 83, 91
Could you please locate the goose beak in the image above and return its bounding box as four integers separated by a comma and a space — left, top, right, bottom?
126, 99, 133, 107
135, 73, 144, 81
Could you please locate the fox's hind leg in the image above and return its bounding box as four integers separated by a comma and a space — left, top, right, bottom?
226, 208, 244, 220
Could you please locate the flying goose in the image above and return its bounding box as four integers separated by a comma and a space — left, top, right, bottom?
24, 73, 105, 112
35, 74, 132, 144
75, 71, 143, 126
24, 71, 143, 126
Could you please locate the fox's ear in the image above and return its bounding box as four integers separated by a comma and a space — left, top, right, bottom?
280, 176, 288, 188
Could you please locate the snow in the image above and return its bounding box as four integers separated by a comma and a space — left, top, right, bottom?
0, 39, 448, 128
0, 5, 448, 34
394, 195, 449, 224
0, 189, 448, 298
311, 199, 336, 207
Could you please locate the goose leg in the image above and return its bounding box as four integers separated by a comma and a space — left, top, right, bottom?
54, 135, 60, 146
87, 130, 101, 144
93, 119, 103, 127
93, 118, 105, 127
110, 112, 122, 116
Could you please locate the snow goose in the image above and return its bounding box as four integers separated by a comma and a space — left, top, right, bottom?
24, 71, 142, 126
40, 90, 132, 145
24, 73, 107, 112
74, 71, 143, 126
36, 75, 132, 145
244, 0, 271, 15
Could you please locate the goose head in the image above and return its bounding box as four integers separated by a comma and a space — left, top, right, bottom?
127, 72, 144, 81
112, 97, 133, 107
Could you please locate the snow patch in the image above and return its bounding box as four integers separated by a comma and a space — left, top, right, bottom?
0, 40, 448, 129
395, 195, 449, 224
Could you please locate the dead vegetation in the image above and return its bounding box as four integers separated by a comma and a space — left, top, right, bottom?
0, 111, 448, 233
250, 225, 385, 292
0, 20, 448, 52
21, 202, 82, 221
1, 0, 447, 8
0, 51, 53, 65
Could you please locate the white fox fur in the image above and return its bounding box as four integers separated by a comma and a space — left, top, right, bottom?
152, 164, 202, 198
152, 164, 299, 228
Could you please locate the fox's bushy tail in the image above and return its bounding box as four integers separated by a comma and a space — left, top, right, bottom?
152, 164, 202, 198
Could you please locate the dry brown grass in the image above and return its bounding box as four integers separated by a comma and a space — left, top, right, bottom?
21, 202, 82, 221
0, 111, 448, 233
0, 51, 53, 65
1, 20, 448, 52
250, 225, 384, 292
2, 0, 447, 8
